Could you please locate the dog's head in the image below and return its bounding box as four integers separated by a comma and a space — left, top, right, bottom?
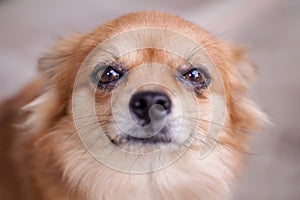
24, 12, 267, 200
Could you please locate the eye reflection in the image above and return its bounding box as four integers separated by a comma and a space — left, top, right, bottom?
98, 67, 121, 83
183, 69, 206, 84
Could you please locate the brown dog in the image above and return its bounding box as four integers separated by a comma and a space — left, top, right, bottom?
0, 11, 267, 200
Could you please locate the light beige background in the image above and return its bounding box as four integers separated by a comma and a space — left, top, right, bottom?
0, 0, 299, 199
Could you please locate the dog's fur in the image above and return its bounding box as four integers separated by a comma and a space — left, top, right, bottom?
0, 12, 267, 200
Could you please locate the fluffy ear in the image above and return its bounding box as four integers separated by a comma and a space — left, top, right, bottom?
21, 35, 85, 131
36, 34, 93, 107
224, 43, 270, 132
37, 35, 82, 82
225, 43, 257, 89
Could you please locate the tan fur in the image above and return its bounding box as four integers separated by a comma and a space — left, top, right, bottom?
0, 11, 267, 200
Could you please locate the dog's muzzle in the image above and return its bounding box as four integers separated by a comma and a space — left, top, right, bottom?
125, 91, 172, 144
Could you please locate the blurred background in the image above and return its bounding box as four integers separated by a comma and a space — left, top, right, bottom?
0, 0, 299, 199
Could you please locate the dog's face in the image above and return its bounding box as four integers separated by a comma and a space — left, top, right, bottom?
73, 26, 218, 154
25, 12, 266, 200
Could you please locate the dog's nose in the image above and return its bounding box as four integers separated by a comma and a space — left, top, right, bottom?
129, 91, 171, 124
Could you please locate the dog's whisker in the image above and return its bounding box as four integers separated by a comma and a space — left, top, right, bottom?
180, 115, 260, 136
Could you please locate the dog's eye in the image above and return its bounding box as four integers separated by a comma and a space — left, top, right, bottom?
183, 69, 206, 84
98, 66, 122, 83
91, 65, 124, 90
181, 67, 211, 92
183, 68, 210, 85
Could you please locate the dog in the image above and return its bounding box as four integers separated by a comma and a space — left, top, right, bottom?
0, 11, 267, 200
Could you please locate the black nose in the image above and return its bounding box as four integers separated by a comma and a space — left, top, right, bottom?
129, 91, 171, 125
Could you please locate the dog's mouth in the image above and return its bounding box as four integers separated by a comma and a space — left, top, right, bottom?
121, 132, 172, 144
110, 127, 173, 146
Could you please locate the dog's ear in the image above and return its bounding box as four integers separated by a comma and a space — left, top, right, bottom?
37, 34, 92, 104
225, 43, 257, 89
22, 35, 86, 131
37, 35, 82, 82
223, 43, 269, 131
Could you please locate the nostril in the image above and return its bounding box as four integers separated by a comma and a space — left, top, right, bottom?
156, 99, 171, 112
133, 98, 146, 109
